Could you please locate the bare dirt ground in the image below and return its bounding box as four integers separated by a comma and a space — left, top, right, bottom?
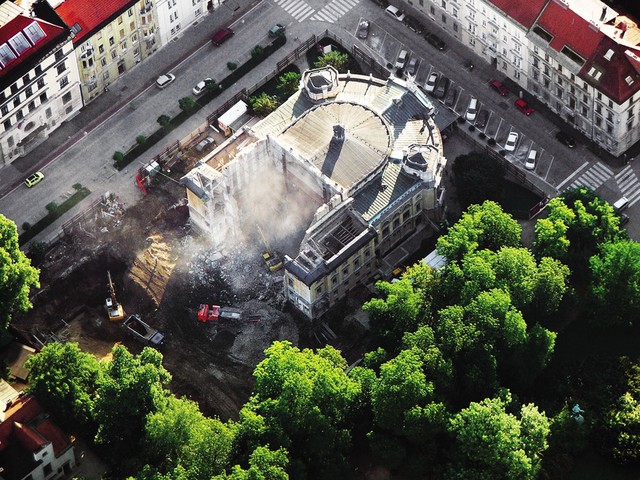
13, 175, 369, 420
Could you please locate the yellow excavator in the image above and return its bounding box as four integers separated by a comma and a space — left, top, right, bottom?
105, 271, 125, 321
256, 224, 283, 272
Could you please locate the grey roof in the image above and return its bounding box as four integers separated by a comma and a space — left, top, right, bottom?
277, 102, 392, 190
352, 162, 421, 223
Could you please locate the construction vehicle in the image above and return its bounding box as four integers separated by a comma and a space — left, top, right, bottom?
105, 271, 125, 321
256, 224, 283, 272
123, 314, 165, 346
197, 304, 261, 323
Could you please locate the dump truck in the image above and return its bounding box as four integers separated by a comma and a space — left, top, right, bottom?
197, 304, 261, 323
123, 314, 165, 346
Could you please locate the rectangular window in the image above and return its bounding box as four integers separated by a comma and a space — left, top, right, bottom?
13, 97, 20, 108
39, 92, 47, 103
111, 50, 117, 59
62, 92, 71, 104
43, 464, 52, 476
25, 86, 32, 97
1, 105, 7, 115
54, 49, 63, 61
59, 76, 69, 88
56, 62, 66, 75
442, 13, 446, 23
28, 101, 35, 112
101, 58, 107, 67
109, 37, 115, 46
16, 109, 23, 121
45, 107, 52, 119
37, 78, 45, 89
3, 119, 11, 131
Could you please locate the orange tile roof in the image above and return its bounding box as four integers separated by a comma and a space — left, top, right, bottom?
488, 0, 548, 28
55, 0, 136, 44
34, 419, 71, 456
13, 421, 47, 452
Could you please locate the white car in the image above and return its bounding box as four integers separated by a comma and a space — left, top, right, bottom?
156, 73, 175, 89
385, 5, 406, 22
424, 72, 438, 93
525, 149, 537, 170
192, 78, 213, 96
395, 49, 408, 69
465, 97, 478, 122
505, 131, 519, 152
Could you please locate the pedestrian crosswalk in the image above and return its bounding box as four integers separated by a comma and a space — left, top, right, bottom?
566, 161, 613, 191
615, 165, 640, 207
310, 0, 360, 22
273, 0, 315, 22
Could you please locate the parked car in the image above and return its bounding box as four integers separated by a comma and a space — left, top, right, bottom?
525, 149, 537, 170
404, 15, 425, 34
424, 72, 438, 93
475, 109, 489, 128
620, 213, 630, 226
555, 131, 577, 148
490, 80, 509, 96
405, 56, 419, 76
385, 5, 405, 21
444, 86, 458, 106
211, 27, 234, 46
433, 76, 450, 98
514, 98, 534, 115
269, 24, 286, 37
395, 49, 409, 69
465, 97, 479, 122
505, 131, 519, 152
425, 32, 446, 51
24, 171, 44, 188
356, 19, 370, 39
195, 137, 216, 152
155, 73, 175, 89
192, 78, 213, 96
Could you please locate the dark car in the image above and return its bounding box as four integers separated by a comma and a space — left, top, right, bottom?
555, 131, 577, 148
211, 27, 234, 46
404, 15, 425, 34
490, 80, 509, 96
514, 98, 534, 115
433, 76, 450, 99
356, 19, 370, 39
269, 24, 286, 37
444, 86, 458, 106
475, 109, 490, 128
620, 213, 630, 226
425, 32, 446, 51
195, 137, 216, 152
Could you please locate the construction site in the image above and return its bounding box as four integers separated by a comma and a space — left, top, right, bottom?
10, 65, 449, 419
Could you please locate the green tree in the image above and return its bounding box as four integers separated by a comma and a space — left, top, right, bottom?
589, 240, 640, 325
178, 96, 196, 112
452, 152, 505, 208
437, 201, 522, 262
94, 346, 171, 454
447, 393, 550, 480
249, 92, 280, 116
277, 71, 301, 98
314, 50, 349, 72
25, 342, 100, 429
531, 257, 571, 316
239, 341, 359, 479
214, 446, 289, 480
0, 214, 39, 331
144, 395, 235, 478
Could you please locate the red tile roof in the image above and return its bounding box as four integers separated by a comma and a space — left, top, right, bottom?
55, 0, 136, 44
487, 0, 548, 29
0, 395, 71, 457
536, 0, 604, 58
0, 15, 66, 80
579, 37, 640, 103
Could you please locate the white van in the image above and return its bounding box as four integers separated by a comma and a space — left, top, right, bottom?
613, 196, 629, 212
466, 97, 478, 122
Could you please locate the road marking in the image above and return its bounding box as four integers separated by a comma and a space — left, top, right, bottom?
310, 0, 359, 22
556, 161, 589, 190
273, 0, 315, 22
565, 162, 613, 191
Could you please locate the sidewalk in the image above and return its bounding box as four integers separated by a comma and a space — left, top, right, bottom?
0, 0, 259, 196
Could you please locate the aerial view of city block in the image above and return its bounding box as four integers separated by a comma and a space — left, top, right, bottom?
1, 0, 640, 478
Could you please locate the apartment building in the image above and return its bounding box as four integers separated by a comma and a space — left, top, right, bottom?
406, 0, 640, 156
156, 0, 208, 46
0, 0, 81, 166
54, 0, 160, 104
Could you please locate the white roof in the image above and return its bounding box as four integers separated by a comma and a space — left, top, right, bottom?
422, 249, 447, 270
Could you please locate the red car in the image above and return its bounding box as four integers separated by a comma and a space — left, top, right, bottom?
490, 80, 509, 96
514, 98, 534, 116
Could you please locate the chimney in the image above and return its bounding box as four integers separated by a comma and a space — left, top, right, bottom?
600, 7, 607, 22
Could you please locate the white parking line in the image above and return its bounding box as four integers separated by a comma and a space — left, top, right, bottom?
556, 161, 589, 190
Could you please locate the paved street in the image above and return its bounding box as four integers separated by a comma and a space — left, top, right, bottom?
1, 0, 639, 243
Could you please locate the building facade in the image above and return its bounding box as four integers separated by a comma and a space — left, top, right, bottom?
182, 67, 448, 319
0, 0, 82, 166
53, 0, 160, 105
405, 0, 640, 156
156, 0, 208, 46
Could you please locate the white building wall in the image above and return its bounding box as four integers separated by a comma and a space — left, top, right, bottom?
156, 0, 207, 47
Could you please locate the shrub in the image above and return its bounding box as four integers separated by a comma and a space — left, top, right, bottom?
46, 202, 59, 214
458, 117, 466, 124
499, 149, 506, 156
251, 45, 264, 58
479, 132, 486, 139
468, 125, 476, 132
22, 222, 31, 231
250, 92, 280, 116
178, 96, 196, 112
488, 138, 497, 146
157, 115, 171, 127
113, 151, 124, 161
227, 62, 237, 70
136, 135, 147, 145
